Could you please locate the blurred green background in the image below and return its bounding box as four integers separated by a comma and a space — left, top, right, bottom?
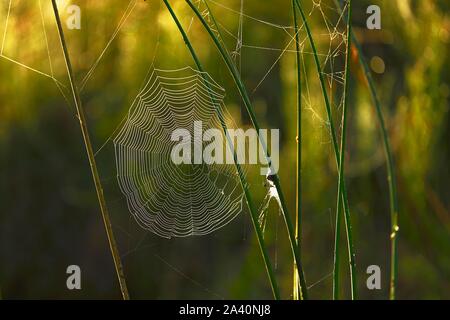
0, 0, 449, 299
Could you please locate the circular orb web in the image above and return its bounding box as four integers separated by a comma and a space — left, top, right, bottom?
113, 67, 245, 238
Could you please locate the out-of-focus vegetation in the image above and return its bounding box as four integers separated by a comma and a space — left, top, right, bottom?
0, 0, 449, 299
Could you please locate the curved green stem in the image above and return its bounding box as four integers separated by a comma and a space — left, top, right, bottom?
186, 0, 308, 299
332, 0, 399, 300
162, 0, 280, 299
51, 0, 130, 300
293, 0, 356, 299
333, 0, 356, 300
291, 0, 302, 301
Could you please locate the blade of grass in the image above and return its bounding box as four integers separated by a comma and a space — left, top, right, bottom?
332, 0, 399, 300
51, 0, 130, 300
162, 0, 280, 299
333, 0, 355, 300
291, 0, 302, 301
293, 0, 357, 299
186, 0, 308, 300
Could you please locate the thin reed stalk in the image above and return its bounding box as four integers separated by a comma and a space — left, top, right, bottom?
293, 0, 357, 298
332, 0, 399, 300
51, 0, 130, 300
333, 0, 355, 300
186, 0, 308, 299
291, 0, 303, 301
162, 0, 280, 299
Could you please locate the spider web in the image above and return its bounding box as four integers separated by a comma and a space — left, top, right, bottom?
113, 67, 246, 238
1, 0, 349, 226
1, 0, 351, 295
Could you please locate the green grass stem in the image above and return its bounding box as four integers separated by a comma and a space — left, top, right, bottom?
51, 0, 130, 300
332, 0, 399, 300
291, 0, 303, 301
333, 0, 356, 300
293, 0, 356, 299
